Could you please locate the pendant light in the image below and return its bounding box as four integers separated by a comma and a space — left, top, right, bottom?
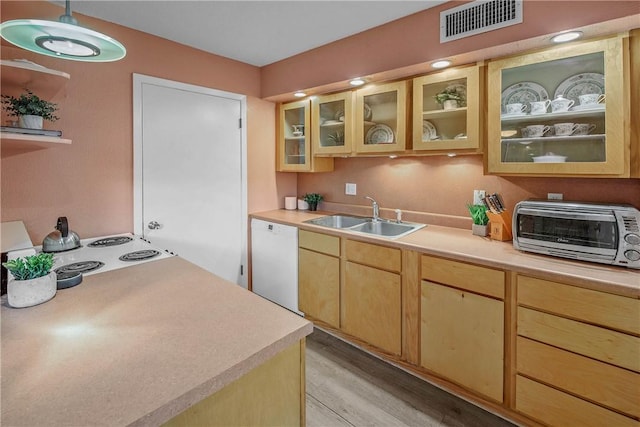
0, 0, 126, 62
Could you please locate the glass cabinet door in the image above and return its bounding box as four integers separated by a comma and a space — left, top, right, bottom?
487, 36, 629, 176
354, 81, 409, 154
311, 91, 354, 155
412, 64, 483, 153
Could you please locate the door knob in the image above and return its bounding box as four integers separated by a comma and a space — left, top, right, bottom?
148, 221, 161, 230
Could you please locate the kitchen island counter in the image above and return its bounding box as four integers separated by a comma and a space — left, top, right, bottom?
252, 209, 639, 298
1, 256, 312, 426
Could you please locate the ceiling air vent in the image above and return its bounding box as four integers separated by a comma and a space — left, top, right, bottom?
440, 0, 523, 43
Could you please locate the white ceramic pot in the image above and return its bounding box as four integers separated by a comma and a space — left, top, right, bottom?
7, 271, 57, 308
443, 99, 458, 110
472, 224, 489, 237
18, 115, 44, 129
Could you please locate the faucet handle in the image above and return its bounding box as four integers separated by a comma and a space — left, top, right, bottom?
395, 209, 402, 223
364, 196, 377, 205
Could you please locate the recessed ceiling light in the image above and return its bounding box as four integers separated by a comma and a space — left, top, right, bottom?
350, 78, 365, 86
551, 31, 583, 43
293, 91, 306, 98
447, 153, 457, 157
0, 0, 126, 62
431, 60, 452, 69
389, 154, 398, 159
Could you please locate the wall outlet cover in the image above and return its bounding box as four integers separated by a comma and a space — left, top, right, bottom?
345, 183, 357, 195
473, 190, 486, 205
547, 193, 563, 200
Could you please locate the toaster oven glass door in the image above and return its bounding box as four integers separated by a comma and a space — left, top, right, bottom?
517, 212, 618, 249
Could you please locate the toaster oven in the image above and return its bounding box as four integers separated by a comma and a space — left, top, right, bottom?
512, 200, 640, 269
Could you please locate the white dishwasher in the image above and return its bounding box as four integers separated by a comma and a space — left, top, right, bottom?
251, 218, 301, 315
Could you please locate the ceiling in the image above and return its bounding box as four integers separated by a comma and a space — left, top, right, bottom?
51, 1, 448, 67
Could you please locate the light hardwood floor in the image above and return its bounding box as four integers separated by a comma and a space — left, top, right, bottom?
306, 328, 516, 427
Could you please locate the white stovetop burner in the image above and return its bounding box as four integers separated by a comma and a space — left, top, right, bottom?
41, 233, 174, 276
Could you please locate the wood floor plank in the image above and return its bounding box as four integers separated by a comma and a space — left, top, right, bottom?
306, 394, 354, 427
306, 328, 515, 427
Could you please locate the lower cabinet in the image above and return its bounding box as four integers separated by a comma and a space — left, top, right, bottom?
515, 275, 640, 426
342, 240, 402, 355
420, 255, 505, 403
298, 230, 340, 328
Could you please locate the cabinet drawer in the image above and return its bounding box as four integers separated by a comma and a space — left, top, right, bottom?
421, 255, 504, 299
345, 239, 401, 272
516, 375, 638, 427
518, 275, 640, 335
421, 281, 504, 402
299, 230, 340, 256
518, 307, 640, 372
517, 336, 640, 418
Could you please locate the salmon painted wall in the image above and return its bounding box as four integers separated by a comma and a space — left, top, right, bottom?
0, 1, 294, 243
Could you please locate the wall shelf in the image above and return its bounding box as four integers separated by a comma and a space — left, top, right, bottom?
1, 132, 71, 158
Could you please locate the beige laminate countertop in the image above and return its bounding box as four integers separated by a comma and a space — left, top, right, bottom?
1, 256, 312, 427
251, 209, 639, 298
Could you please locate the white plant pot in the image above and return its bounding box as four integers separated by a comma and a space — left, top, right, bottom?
7, 271, 57, 308
443, 100, 458, 110
18, 115, 44, 129
472, 224, 489, 237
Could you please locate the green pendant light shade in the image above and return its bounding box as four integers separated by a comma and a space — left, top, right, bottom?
0, 2, 126, 62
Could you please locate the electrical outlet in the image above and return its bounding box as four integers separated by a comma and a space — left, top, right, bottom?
345, 183, 357, 195
473, 190, 486, 205
548, 193, 563, 200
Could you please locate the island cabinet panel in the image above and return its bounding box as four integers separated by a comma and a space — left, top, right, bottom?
165, 340, 305, 427
342, 261, 402, 355
298, 230, 340, 328
515, 375, 639, 427
515, 273, 640, 425
420, 280, 504, 402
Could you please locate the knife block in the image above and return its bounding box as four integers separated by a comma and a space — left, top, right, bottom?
487, 211, 513, 241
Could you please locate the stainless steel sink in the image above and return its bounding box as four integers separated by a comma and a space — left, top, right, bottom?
304, 215, 425, 239
304, 214, 369, 229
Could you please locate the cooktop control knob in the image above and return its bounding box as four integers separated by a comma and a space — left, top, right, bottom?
624, 233, 640, 246
624, 249, 640, 262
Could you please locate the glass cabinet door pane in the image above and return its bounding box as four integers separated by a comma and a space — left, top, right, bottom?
363, 90, 398, 145
499, 51, 606, 165
283, 106, 307, 166
318, 99, 346, 149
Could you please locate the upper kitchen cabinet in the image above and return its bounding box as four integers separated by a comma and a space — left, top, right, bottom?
487, 35, 632, 177
277, 100, 333, 172
354, 81, 410, 154
412, 64, 484, 153
1, 59, 72, 158
311, 91, 355, 155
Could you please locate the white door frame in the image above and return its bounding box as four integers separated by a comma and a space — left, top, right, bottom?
132, 73, 248, 287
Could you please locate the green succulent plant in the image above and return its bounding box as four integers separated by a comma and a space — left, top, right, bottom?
1, 89, 59, 121
2, 253, 55, 281
303, 193, 324, 204
467, 204, 489, 226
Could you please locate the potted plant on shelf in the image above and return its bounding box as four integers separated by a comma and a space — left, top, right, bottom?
467, 204, 489, 237
2, 253, 57, 308
434, 87, 466, 110
1, 89, 59, 129
303, 193, 324, 211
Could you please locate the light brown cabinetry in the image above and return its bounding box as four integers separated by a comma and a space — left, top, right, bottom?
354, 80, 410, 154
277, 100, 333, 172
412, 64, 484, 153
420, 255, 505, 402
1, 59, 71, 157
515, 275, 640, 426
487, 35, 632, 176
311, 91, 355, 155
298, 230, 340, 327
342, 240, 402, 355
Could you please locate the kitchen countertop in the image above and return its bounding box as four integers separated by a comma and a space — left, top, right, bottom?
1, 256, 312, 426
251, 209, 640, 298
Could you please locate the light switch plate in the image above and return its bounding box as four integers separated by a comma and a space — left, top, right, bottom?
345, 183, 357, 195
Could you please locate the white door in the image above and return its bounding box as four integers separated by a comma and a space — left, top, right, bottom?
133, 74, 247, 287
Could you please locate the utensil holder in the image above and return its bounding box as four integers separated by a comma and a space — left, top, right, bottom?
487, 211, 513, 241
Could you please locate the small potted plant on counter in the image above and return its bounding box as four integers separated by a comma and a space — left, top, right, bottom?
467, 204, 489, 237
2, 253, 56, 308
303, 193, 324, 211
434, 87, 466, 110
1, 89, 59, 129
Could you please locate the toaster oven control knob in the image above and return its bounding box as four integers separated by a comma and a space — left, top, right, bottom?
624, 233, 640, 245
624, 249, 640, 262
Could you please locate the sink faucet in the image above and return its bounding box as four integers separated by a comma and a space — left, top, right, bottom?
365, 196, 379, 222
